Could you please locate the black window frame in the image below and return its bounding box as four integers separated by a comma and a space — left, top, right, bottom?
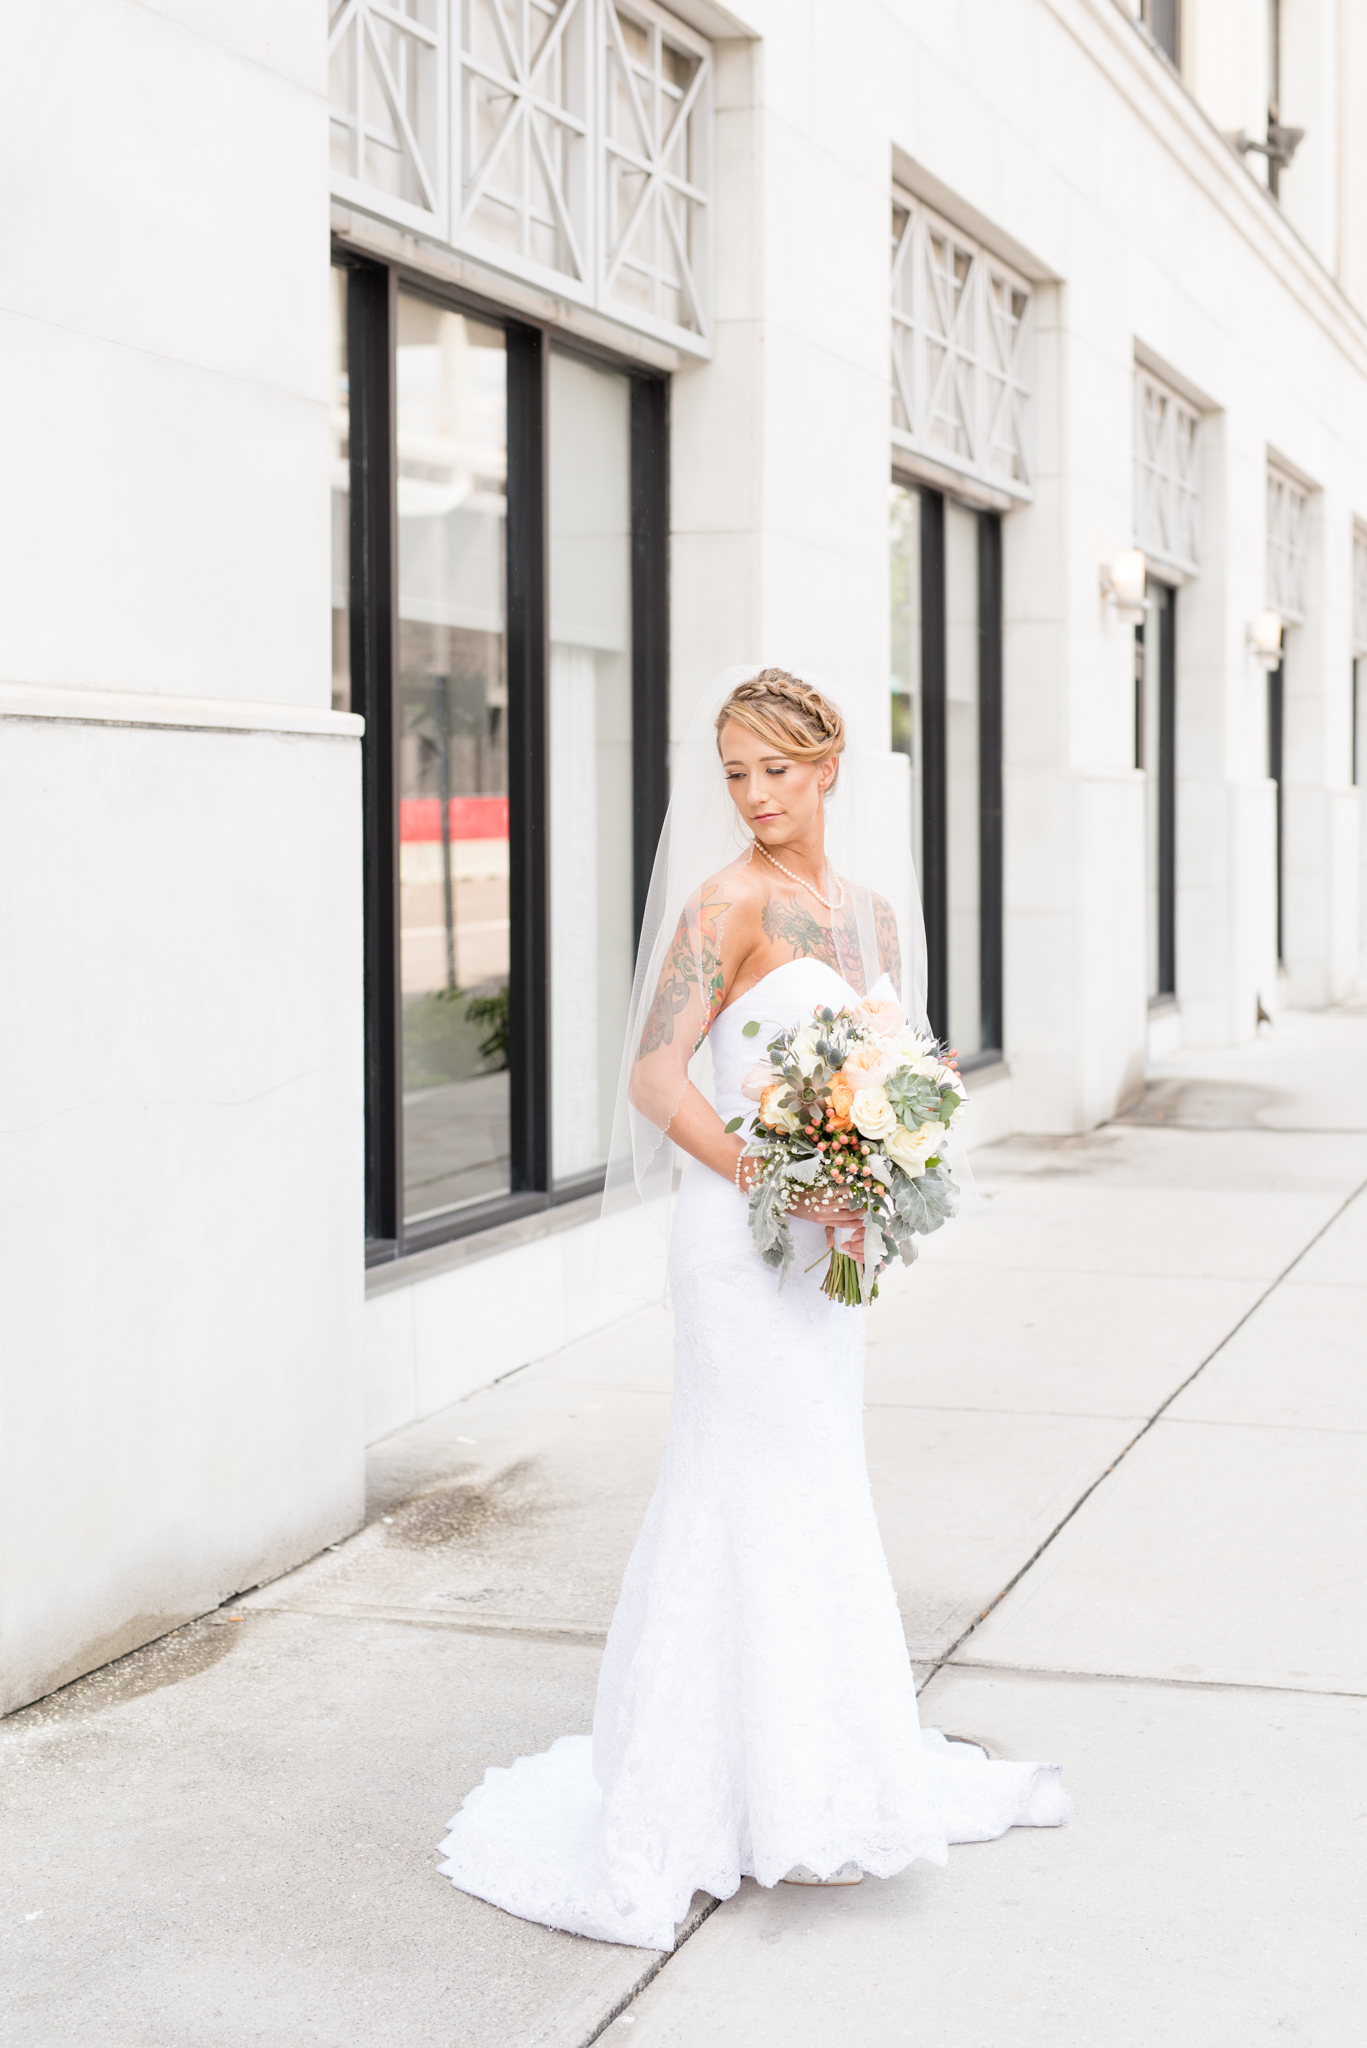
1269, 657, 1285, 965
333, 248, 670, 1265
1134, 578, 1178, 1001
893, 476, 1005, 1066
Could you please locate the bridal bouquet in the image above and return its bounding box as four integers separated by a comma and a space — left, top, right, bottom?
725, 994, 965, 1307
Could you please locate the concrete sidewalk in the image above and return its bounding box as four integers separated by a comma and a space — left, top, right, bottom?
3, 1008, 1365, 2046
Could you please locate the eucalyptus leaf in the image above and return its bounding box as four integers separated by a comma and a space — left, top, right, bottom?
723, 1115, 744, 1134
742, 1019, 760, 1037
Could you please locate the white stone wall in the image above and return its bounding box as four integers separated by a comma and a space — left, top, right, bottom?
0, 3, 364, 1713
668, 0, 1367, 1120
6, 0, 1367, 1700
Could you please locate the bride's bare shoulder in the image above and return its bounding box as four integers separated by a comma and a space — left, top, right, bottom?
679, 853, 762, 920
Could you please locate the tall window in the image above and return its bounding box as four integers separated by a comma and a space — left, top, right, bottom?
1139, 0, 1180, 65
1266, 463, 1311, 968
1268, 658, 1285, 964
890, 481, 1003, 1059
1353, 526, 1367, 790
395, 299, 510, 1222
334, 257, 668, 1258
1131, 365, 1199, 1005
1134, 581, 1177, 999
547, 350, 635, 1185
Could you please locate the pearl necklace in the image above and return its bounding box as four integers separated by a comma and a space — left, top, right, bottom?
753, 838, 846, 912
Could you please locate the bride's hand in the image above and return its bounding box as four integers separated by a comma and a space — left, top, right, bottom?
824, 1215, 865, 1261
733, 1149, 865, 1259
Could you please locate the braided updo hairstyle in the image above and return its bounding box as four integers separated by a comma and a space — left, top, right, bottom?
714, 668, 846, 790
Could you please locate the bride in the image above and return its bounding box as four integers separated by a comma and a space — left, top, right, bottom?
438, 667, 1071, 1951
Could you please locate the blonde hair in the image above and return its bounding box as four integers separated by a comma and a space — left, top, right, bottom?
715, 669, 845, 787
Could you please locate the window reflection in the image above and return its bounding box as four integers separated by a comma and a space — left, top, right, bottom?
331, 267, 350, 714
396, 295, 510, 1224
945, 501, 982, 1055
547, 351, 634, 1185
889, 483, 923, 887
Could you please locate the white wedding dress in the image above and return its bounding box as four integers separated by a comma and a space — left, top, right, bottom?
438, 959, 1072, 1950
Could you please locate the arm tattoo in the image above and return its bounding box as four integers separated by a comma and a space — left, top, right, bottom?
637, 887, 730, 1056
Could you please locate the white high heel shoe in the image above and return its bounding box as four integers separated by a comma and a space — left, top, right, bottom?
781, 1862, 863, 1885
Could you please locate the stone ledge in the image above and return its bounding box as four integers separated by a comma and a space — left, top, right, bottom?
365, 1190, 603, 1298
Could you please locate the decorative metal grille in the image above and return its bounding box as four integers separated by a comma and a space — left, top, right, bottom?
330, 0, 712, 353
1353, 526, 1367, 655
600, 1, 710, 338
457, 0, 591, 286
330, 1, 445, 235
1266, 465, 1310, 623
891, 189, 1033, 498
1133, 368, 1200, 578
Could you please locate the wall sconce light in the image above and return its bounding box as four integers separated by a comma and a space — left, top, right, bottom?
1101, 548, 1147, 625
1248, 610, 1283, 670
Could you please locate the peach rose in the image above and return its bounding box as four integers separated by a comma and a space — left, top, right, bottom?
827, 1077, 855, 1130
842, 1039, 897, 1090
759, 1082, 799, 1132
740, 1058, 780, 1102
853, 995, 904, 1037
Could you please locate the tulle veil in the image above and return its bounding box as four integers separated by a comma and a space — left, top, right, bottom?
594, 664, 958, 1308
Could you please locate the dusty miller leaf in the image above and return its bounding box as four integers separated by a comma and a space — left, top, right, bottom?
893, 1165, 959, 1236
748, 1173, 794, 1281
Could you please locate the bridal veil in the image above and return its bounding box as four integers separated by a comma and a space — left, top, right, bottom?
598, 665, 941, 1306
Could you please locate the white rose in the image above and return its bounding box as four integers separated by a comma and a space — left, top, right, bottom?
886, 1120, 939, 1177
740, 1059, 780, 1102
851, 1086, 897, 1141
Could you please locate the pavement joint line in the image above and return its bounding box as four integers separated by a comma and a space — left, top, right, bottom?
1156, 1414, 1367, 1437
568, 1896, 725, 2048
240, 1602, 610, 1646
863, 1402, 1153, 1421
941, 1659, 1367, 1702
1111, 1123, 1367, 1135
900, 1259, 1342, 1281
921, 1168, 1367, 1687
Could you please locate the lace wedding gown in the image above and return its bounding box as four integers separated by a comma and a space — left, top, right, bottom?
438, 959, 1071, 1950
